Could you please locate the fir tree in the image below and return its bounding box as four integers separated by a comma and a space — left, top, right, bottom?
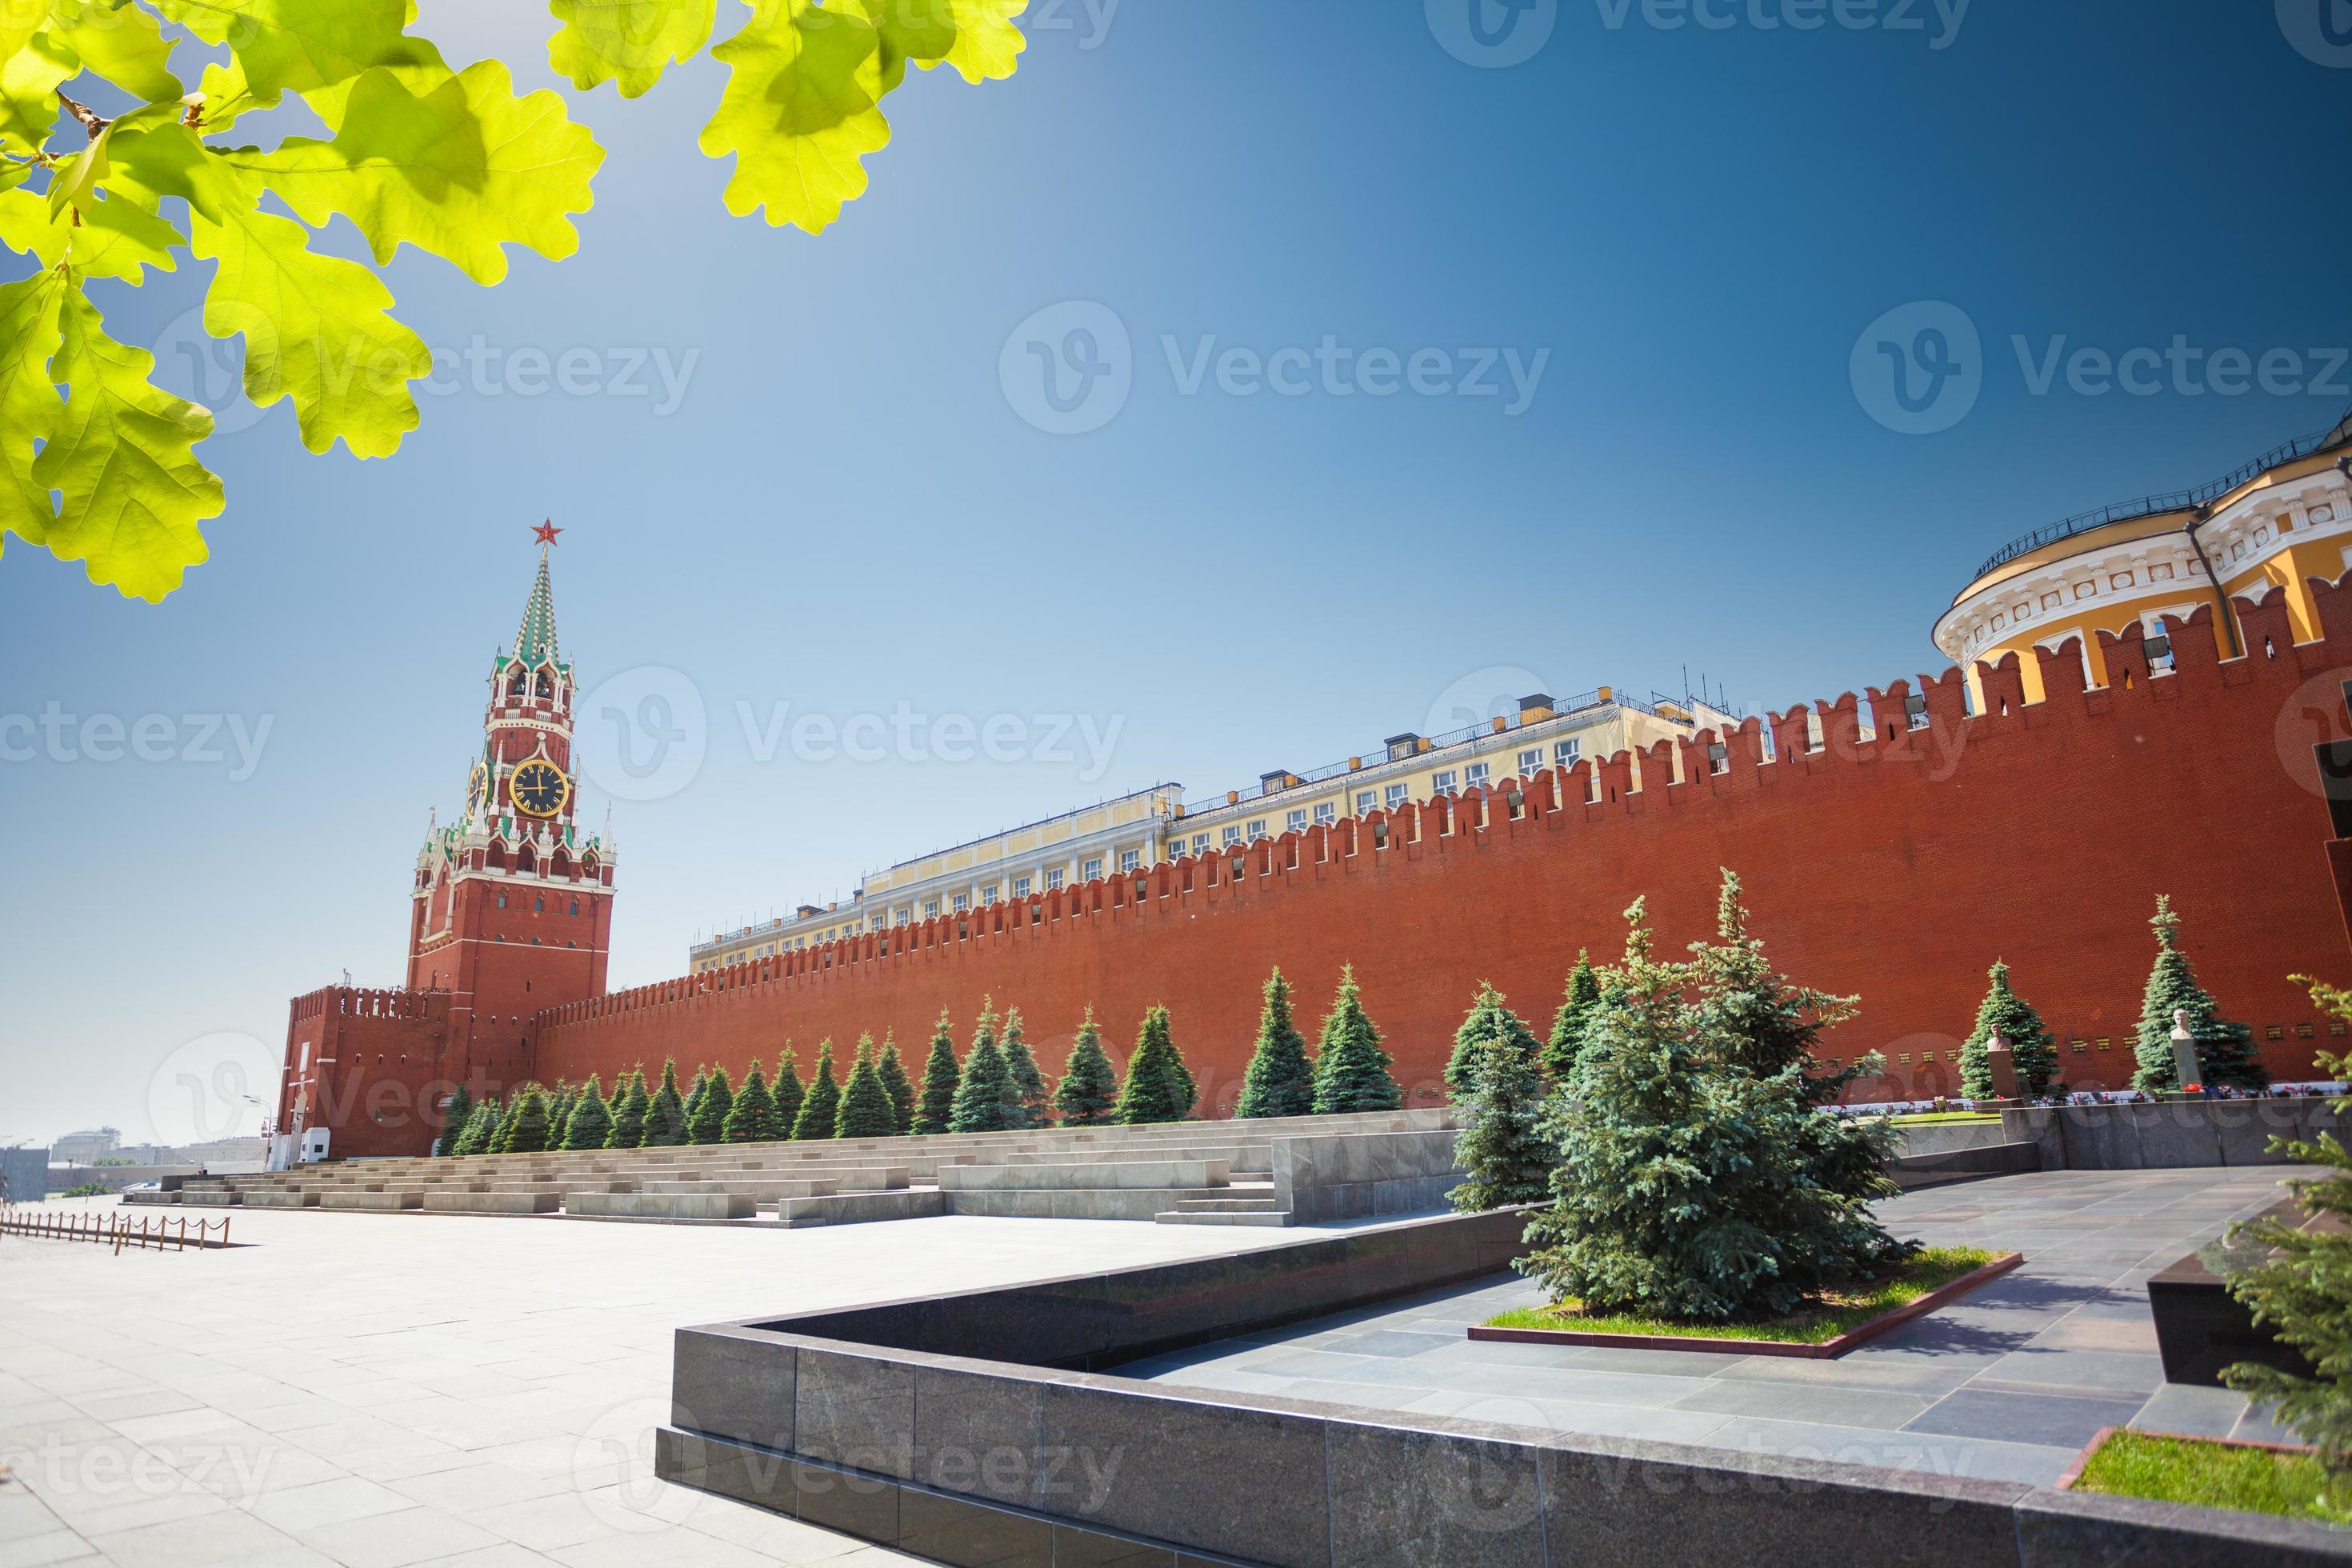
1519, 899, 1907, 1322
1312, 966, 1403, 1114
1689, 869, 1898, 1218
606, 1070, 648, 1150
546, 1082, 576, 1150
686, 1067, 734, 1145
1054, 1008, 1120, 1126
1114, 1006, 1192, 1125
792, 1042, 842, 1140
499, 1084, 554, 1155
450, 1100, 497, 1158
2222, 974, 2352, 1469
435, 1084, 474, 1157
950, 1001, 1015, 1133
1444, 983, 1543, 1104
771, 1045, 805, 1134
999, 1008, 1050, 1130
1958, 962, 2059, 1101
1546, 951, 1602, 1082
640, 1059, 690, 1147
1450, 1028, 1554, 1212
562, 1075, 613, 1152
836, 1038, 899, 1139
875, 1031, 916, 1134
914, 1010, 962, 1135
724, 1060, 785, 1143
1235, 968, 1315, 1119
2135, 895, 2269, 1092
679, 1068, 710, 1143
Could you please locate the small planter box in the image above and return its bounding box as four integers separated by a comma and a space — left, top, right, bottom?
1466, 1250, 2023, 1358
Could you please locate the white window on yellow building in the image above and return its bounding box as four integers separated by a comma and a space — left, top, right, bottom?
1554, 738, 1581, 766
923, 898, 940, 918
1046, 868, 1065, 891
1465, 762, 1489, 789
894, 908, 910, 926
951, 892, 970, 914
1192, 833, 1210, 855
1432, 770, 1458, 796
1517, 747, 1542, 774
1385, 783, 1408, 809
982, 884, 999, 904
1314, 802, 1336, 826
1286, 808, 1308, 831
1247, 820, 1267, 840
1120, 848, 1140, 872
1082, 856, 1103, 880
1013, 875, 1032, 898
1356, 790, 1377, 814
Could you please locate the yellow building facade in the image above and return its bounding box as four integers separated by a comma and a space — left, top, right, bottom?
1936, 411, 2352, 702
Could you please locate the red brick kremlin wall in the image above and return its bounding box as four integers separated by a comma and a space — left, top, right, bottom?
530, 581, 2352, 1115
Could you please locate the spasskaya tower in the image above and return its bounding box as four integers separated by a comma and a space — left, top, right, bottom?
406, 525, 617, 1086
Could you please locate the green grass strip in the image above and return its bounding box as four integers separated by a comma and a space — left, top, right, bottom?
2074, 1431, 2347, 1523
1482, 1246, 1998, 1345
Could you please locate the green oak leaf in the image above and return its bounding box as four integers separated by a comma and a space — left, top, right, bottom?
854, 0, 1024, 85
237, 60, 603, 284
0, 268, 67, 560
547, 0, 716, 98
148, 0, 410, 108
49, 0, 183, 102
0, 181, 182, 280
0, 29, 74, 154
32, 287, 222, 602
184, 160, 430, 458
700, 0, 890, 234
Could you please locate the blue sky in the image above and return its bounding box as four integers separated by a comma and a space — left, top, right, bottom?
5, 0, 2350, 1144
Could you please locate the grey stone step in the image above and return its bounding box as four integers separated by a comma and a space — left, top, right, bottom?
425, 1190, 561, 1214
565, 1190, 754, 1221
1169, 1197, 1281, 1213
1153, 1209, 1294, 1226
241, 1190, 318, 1208
938, 1158, 1228, 1193
320, 1190, 422, 1211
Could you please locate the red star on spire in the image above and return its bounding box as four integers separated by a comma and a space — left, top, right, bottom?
532, 520, 562, 546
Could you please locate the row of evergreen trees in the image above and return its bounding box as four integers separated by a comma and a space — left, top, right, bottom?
1228, 965, 1409, 1118
1442, 869, 1912, 1322
1954, 894, 2267, 1100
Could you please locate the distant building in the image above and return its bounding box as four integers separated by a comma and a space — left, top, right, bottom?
51, 1127, 121, 1165
2, 1146, 49, 1204
687, 690, 1740, 973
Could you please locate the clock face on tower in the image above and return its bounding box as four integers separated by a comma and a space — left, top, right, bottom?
510, 759, 570, 818
466, 762, 489, 814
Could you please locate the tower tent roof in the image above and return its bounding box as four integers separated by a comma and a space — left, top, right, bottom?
514, 547, 561, 668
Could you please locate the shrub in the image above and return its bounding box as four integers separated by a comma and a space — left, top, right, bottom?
686, 1068, 734, 1145
1445, 983, 1542, 1104
1114, 1006, 1193, 1125
950, 1000, 1014, 1134
1312, 966, 1402, 1114
1236, 968, 1316, 1119
771, 1046, 806, 1134
498, 1085, 554, 1155
1518, 896, 1908, 1322
605, 1070, 648, 1150
2220, 975, 2352, 1472
836, 1037, 899, 1139
793, 1042, 842, 1140
914, 1009, 961, 1135
450, 1100, 498, 1158
640, 1060, 690, 1147
875, 1031, 916, 1134
562, 1075, 613, 1152
1450, 1025, 1554, 1212
2136, 895, 2268, 1093
724, 1061, 785, 1143
1000, 1008, 1051, 1130
436, 1084, 474, 1158
1959, 962, 2058, 1101
1054, 1008, 1119, 1126
1546, 951, 1601, 1082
